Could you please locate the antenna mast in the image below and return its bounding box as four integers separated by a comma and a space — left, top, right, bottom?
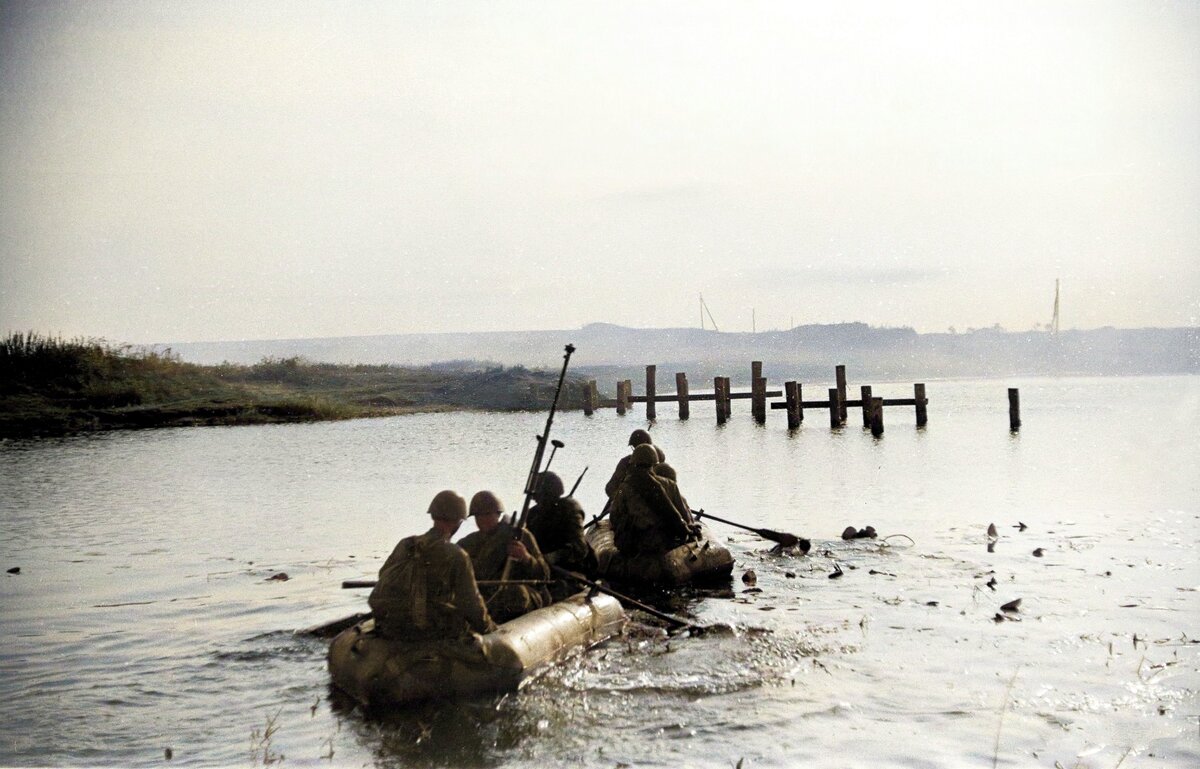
1050, 278, 1060, 334
699, 294, 720, 332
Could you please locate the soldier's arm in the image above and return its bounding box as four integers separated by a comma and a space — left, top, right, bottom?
551, 499, 590, 566
452, 550, 496, 634
604, 456, 629, 498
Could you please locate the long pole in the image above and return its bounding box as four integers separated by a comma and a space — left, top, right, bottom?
501, 344, 575, 583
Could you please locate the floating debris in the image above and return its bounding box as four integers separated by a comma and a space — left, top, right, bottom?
266, 572, 290, 582
1032, 548, 1045, 557
1000, 598, 1022, 613
841, 526, 877, 540
829, 562, 844, 580
741, 569, 757, 586
1016, 522, 1028, 531
986, 577, 997, 591
6, 567, 19, 574
987, 541, 995, 553
164, 747, 173, 761
993, 613, 1006, 623
987, 523, 998, 538
784, 572, 796, 579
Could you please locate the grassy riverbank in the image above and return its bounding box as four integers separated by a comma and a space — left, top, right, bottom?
0, 333, 585, 437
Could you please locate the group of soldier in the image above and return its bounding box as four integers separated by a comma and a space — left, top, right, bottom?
367, 429, 703, 643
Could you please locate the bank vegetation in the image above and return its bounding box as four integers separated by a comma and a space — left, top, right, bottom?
1, 332, 584, 438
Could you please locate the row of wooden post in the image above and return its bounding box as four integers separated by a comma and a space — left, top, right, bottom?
581, 363, 928, 435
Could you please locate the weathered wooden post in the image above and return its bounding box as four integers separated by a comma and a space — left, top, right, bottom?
860, 385, 873, 426
828, 388, 841, 428
915, 383, 927, 427
870, 397, 884, 437
796, 382, 804, 422
751, 362, 764, 422
645, 365, 657, 420
582, 382, 594, 416
752, 378, 766, 424
836, 365, 848, 424
714, 377, 727, 425
784, 381, 800, 430
1008, 388, 1020, 432
676, 372, 689, 420
589, 380, 599, 413
615, 380, 627, 415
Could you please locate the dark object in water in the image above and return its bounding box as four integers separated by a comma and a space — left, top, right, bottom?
741, 569, 757, 586
987, 523, 998, 538
841, 526, 878, 541
164, 747, 173, 761
586, 520, 734, 587
1032, 548, 1045, 557
692, 509, 809, 552
987, 541, 995, 553
986, 577, 997, 590
993, 613, 1006, 623
6, 567, 19, 574
784, 572, 796, 579
1000, 598, 1021, 613
828, 562, 844, 579
1016, 522, 1028, 531
266, 572, 289, 581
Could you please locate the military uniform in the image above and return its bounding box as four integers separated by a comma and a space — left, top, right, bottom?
458, 522, 551, 623
604, 445, 666, 498
368, 527, 496, 641
610, 464, 696, 558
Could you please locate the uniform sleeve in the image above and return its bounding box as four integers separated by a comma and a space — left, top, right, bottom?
604, 455, 630, 498
520, 530, 551, 581
451, 548, 496, 634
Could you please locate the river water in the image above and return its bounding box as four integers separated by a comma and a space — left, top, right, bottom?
1, 375, 1197, 768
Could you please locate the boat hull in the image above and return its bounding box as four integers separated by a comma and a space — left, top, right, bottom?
327, 591, 625, 709
587, 520, 734, 586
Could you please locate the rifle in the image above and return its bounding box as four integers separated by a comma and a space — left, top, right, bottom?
566, 466, 588, 498
499, 344, 575, 583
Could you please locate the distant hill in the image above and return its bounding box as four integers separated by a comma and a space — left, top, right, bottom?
160, 323, 1199, 386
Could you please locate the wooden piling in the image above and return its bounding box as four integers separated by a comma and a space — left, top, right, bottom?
722, 376, 732, 418
836, 365, 848, 424
589, 381, 599, 414
860, 385, 873, 427
615, 380, 627, 415
752, 378, 766, 424
645, 366, 657, 420
676, 372, 690, 420
582, 382, 594, 416
828, 388, 841, 428
1008, 388, 1020, 432
915, 383, 927, 427
714, 377, 727, 425
870, 397, 884, 437
784, 381, 800, 430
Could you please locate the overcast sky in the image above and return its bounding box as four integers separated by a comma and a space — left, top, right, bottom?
1, 1, 1197, 344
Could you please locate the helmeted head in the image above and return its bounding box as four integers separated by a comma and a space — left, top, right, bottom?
628, 429, 653, 447
654, 462, 677, 481
631, 443, 659, 468
469, 490, 505, 532
536, 471, 564, 501
427, 490, 467, 522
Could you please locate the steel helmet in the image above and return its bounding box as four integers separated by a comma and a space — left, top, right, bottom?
427, 490, 467, 521
469, 490, 505, 517
631, 443, 659, 467
628, 429, 653, 447
536, 471, 564, 498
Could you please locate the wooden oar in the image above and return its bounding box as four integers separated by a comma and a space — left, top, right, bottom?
550, 565, 713, 633
341, 579, 550, 589
692, 509, 810, 553
297, 611, 370, 639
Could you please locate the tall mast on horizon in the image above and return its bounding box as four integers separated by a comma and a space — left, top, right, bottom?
1050, 278, 1061, 334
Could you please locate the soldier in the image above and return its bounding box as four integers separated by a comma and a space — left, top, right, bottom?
609, 444, 698, 559
526, 471, 594, 598
367, 490, 497, 641
604, 429, 666, 499
458, 491, 551, 623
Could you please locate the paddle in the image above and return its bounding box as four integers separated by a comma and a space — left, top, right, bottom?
692, 509, 811, 553
549, 565, 714, 634
341, 579, 550, 589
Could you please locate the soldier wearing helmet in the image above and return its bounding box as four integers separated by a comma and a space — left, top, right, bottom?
609, 444, 698, 558
604, 429, 667, 498
458, 491, 551, 622
525, 470, 595, 599
368, 490, 497, 641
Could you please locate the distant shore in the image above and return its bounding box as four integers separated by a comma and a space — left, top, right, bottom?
0, 333, 583, 438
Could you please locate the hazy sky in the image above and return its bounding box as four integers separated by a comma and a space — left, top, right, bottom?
2, 1, 1197, 343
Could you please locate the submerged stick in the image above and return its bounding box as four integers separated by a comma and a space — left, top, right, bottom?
550, 565, 707, 633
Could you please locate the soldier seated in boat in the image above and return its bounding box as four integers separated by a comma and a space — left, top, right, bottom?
609, 444, 700, 559
367, 490, 497, 641
457, 491, 551, 623
526, 470, 596, 599
604, 429, 666, 499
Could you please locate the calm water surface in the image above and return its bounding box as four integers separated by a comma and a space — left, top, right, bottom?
1, 376, 1197, 768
